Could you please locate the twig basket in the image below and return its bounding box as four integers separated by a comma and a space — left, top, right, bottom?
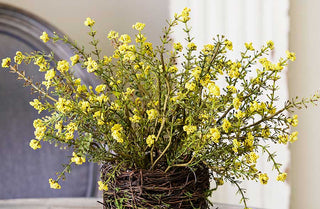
100, 164, 210, 208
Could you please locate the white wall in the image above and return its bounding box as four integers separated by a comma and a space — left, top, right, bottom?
0, 0, 169, 56
289, 1, 320, 209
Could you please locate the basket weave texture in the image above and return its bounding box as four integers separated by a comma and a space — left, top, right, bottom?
101, 164, 210, 209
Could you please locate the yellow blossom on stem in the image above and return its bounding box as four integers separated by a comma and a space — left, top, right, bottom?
57, 60, 69, 73
209, 128, 220, 143
225, 40, 233, 50
267, 40, 274, 50
146, 109, 158, 121
98, 181, 108, 191
208, 82, 220, 96
183, 125, 197, 135
1, 57, 11, 68
245, 42, 254, 51
107, 30, 119, 40
71, 152, 86, 165
40, 31, 50, 43
232, 139, 241, 153
84, 17, 95, 27
276, 173, 287, 182
45, 69, 55, 81
222, 119, 231, 133
85, 57, 98, 73
187, 42, 197, 51
119, 34, 131, 44
185, 82, 196, 91
132, 22, 145, 31
173, 42, 183, 52
258, 173, 269, 184
95, 84, 106, 93
111, 124, 124, 143
29, 139, 41, 150
30, 99, 45, 113
286, 50, 296, 61
49, 178, 61, 189
289, 131, 298, 143
14, 51, 24, 64
233, 97, 241, 110
70, 54, 80, 66
146, 135, 156, 147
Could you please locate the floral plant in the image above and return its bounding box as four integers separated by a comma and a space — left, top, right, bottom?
2, 8, 319, 208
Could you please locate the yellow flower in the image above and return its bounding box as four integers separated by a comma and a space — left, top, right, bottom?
30, 99, 45, 113
173, 42, 183, 52
95, 84, 106, 93
286, 50, 296, 61
146, 109, 158, 121
55, 98, 72, 113
111, 124, 124, 143
183, 125, 197, 135
146, 135, 156, 147
55, 120, 63, 134
85, 57, 98, 73
207, 82, 220, 96
187, 42, 197, 51
129, 115, 141, 123
14, 51, 24, 64
103, 56, 112, 65
249, 152, 259, 164
57, 60, 69, 73
233, 97, 241, 110
29, 139, 41, 150
289, 131, 298, 143
276, 173, 287, 182
132, 22, 146, 31
232, 139, 240, 153
107, 30, 119, 40
225, 40, 233, 50
222, 119, 231, 133
84, 17, 95, 27
258, 173, 269, 185
191, 67, 201, 80
185, 82, 196, 91
2, 57, 11, 68
287, 114, 298, 127
245, 132, 254, 147
227, 85, 237, 94
45, 69, 55, 81
70, 54, 80, 66
209, 128, 220, 143
180, 7, 191, 22
168, 66, 178, 73
71, 152, 86, 165
49, 178, 61, 189
267, 40, 274, 50
235, 110, 245, 119
278, 135, 288, 144
245, 42, 254, 51
119, 34, 131, 44
98, 181, 108, 191
40, 31, 50, 43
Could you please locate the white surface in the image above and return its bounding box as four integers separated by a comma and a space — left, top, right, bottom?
0, 198, 102, 209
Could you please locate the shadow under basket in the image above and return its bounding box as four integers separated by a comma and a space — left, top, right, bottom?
100, 164, 211, 209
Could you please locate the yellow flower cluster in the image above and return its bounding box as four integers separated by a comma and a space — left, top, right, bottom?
29, 139, 41, 150
98, 181, 108, 191
40, 31, 50, 43
183, 125, 197, 135
111, 124, 124, 143
71, 152, 86, 165
258, 173, 269, 184
49, 178, 61, 189
146, 135, 156, 147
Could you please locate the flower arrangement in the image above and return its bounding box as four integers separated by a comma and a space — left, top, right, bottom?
2, 8, 319, 208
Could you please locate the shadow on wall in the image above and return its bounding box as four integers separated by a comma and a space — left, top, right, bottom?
0, 4, 98, 199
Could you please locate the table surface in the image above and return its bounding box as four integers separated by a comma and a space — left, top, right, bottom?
0, 198, 254, 209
